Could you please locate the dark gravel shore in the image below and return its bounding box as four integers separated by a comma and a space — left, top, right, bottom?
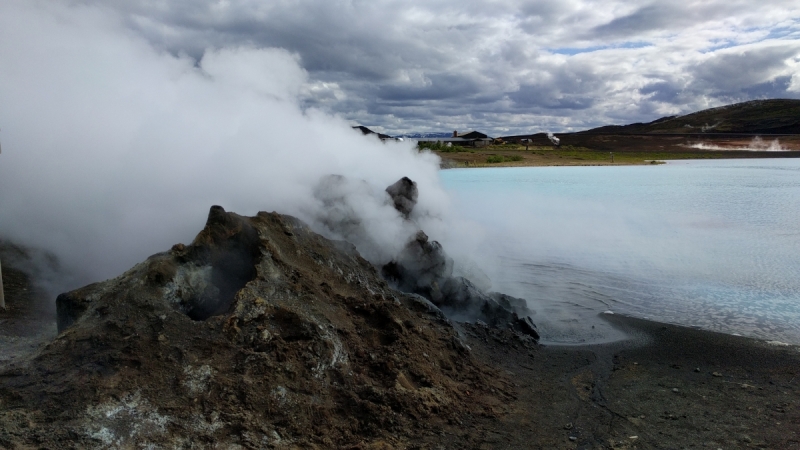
456, 314, 800, 449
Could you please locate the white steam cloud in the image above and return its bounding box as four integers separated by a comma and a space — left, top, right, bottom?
0, 2, 479, 294
688, 136, 787, 151
547, 132, 560, 146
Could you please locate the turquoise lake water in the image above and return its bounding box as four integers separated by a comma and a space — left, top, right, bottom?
440, 159, 800, 344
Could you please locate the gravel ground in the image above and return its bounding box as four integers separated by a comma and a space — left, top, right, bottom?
459, 315, 800, 449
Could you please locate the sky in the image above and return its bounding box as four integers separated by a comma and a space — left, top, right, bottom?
64, 0, 800, 136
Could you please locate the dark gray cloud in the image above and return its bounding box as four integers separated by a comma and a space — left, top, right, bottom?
588, 1, 778, 39
640, 81, 683, 104
60, 0, 800, 134
510, 84, 595, 110
377, 73, 482, 102
689, 44, 800, 95
740, 76, 794, 98
591, 4, 677, 38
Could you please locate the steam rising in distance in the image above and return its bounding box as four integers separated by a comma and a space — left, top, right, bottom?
689, 136, 787, 151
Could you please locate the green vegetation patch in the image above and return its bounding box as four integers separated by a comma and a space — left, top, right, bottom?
485, 155, 522, 163
419, 142, 468, 152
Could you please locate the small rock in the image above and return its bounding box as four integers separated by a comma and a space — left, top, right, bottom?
672, 388, 679, 393
564, 423, 573, 430
712, 372, 723, 377
629, 436, 638, 439
568, 436, 577, 441
385, 176, 418, 218
694, 367, 701, 373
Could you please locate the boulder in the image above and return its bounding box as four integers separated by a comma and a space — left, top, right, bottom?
439, 277, 539, 340
381, 230, 453, 298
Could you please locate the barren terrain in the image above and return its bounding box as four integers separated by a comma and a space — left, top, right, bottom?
2, 222, 799, 449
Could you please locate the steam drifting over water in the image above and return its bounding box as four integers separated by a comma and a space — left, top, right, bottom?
441, 161, 800, 344
0, 2, 483, 296
689, 136, 788, 151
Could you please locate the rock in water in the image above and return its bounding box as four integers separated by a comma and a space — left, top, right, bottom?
385, 176, 418, 218
2, 207, 506, 448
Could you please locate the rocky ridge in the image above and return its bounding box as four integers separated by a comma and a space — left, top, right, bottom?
0, 204, 532, 448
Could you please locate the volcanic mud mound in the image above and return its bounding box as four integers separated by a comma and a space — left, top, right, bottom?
312, 174, 539, 340
0, 207, 520, 448
380, 178, 539, 340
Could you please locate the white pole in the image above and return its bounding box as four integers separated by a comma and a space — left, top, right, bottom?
0, 258, 5, 310
0, 129, 4, 309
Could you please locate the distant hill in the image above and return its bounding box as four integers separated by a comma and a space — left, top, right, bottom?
585, 99, 800, 135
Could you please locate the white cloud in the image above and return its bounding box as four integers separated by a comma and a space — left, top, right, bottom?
8, 0, 800, 135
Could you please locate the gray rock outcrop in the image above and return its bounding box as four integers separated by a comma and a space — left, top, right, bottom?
379, 178, 539, 340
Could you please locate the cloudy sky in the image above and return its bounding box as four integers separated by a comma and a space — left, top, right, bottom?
66, 0, 800, 136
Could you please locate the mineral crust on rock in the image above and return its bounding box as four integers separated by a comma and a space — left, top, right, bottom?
0, 207, 514, 449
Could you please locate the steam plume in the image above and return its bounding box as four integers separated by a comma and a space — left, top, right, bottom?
688, 136, 787, 151
0, 2, 480, 294
547, 132, 560, 146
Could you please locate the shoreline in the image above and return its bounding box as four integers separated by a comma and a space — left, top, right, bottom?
426, 131, 800, 169
456, 313, 800, 448
436, 153, 800, 168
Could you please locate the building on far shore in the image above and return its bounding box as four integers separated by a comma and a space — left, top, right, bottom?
416, 130, 493, 148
